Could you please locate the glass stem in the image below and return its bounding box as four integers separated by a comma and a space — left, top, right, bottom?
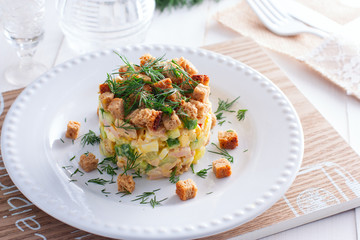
17, 46, 36, 69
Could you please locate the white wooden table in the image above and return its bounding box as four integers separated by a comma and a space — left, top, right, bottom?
1, 1, 359, 239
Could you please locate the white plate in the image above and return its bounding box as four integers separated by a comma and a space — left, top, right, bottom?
1, 45, 303, 240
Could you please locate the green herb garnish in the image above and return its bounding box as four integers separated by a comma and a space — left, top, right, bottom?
80, 130, 100, 147
70, 156, 75, 161
132, 189, 167, 208
214, 97, 240, 121
196, 166, 212, 179
88, 178, 109, 185
115, 144, 141, 175
237, 109, 247, 121
169, 167, 179, 184
70, 168, 84, 177
208, 143, 234, 163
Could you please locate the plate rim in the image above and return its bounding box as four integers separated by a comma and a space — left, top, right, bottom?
0, 43, 304, 239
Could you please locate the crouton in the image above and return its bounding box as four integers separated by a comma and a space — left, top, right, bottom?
218, 130, 239, 149
117, 174, 135, 193
99, 83, 111, 93
212, 158, 232, 178
128, 108, 162, 130
191, 84, 210, 103
65, 121, 81, 140
153, 78, 173, 90
139, 53, 155, 66
163, 112, 181, 130
189, 100, 210, 124
176, 57, 198, 75
107, 98, 125, 120
211, 113, 217, 129
99, 92, 114, 110
176, 179, 198, 201
191, 75, 210, 86
180, 100, 198, 119
79, 152, 98, 172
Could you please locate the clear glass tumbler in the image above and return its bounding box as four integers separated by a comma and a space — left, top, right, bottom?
2, 0, 47, 87
56, 0, 155, 53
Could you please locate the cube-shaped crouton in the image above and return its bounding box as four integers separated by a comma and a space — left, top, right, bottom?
107, 98, 125, 119
191, 74, 209, 86
99, 92, 114, 110
212, 158, 232, 178
176, 179, 198, 201
218, 130, 239, 149
154, 78, 173, 90
191, 84, 210, 103
79, 152, 98, 172
117, 174, 135, 193
65, 121, 81, 140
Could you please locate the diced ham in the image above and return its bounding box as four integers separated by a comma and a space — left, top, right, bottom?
107, 98, 125, 119
162, 112, 181, 130
168, 147, 194, 158
114, 119, 137, 139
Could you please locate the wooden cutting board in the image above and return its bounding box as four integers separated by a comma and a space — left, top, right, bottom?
1, 37, 360, 240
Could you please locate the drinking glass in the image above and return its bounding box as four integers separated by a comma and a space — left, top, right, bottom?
56, 0, 155, 53
2, 0, 47, 87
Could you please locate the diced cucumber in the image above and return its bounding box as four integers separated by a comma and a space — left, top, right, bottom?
99, 140, 114, 157
167, 128, 180, 139
100, 125, 107, 139
102, 111, 114, 125
166, 138, 180, 149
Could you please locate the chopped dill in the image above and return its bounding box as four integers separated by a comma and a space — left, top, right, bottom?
208, 143, 234, 163
196, 167, 212, 179
116, 190, 131, 197
99, 155, 117, 165
132, 189, 167, 208
70, 168, 84, 177
214, 96, 240, 120
101, 188, 111, 194
237, 109, 247, 121
60, 138, 65, 143
62, 165, 73, 170
169, 167, 179, 184
132, 169, 142, 179
88, 178, 109, 185
116, 144, 141, 175
80, 130, 100, 147
70, 156, 75, 161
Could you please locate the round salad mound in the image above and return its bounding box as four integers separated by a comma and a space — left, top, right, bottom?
98, 53, 214, 179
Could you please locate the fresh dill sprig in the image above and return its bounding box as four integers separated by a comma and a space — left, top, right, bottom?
88, 178, 109, 185
69, 156, 75, 161
60, 138, 65, 143
116, 144, 141, 175
99, 155, 117, 165
101, 188, 111, 194
80, 130, 100, 147
214, 96, 240, 121
169, 167, 179, 183
116, 120, 138, 130
132, 189, 160, 202
132, 189, 167, 208
150, 196, 168, 208
101, 164, 118, 176
116, 190, 131, 197
196, 166, 212, 179
237, 109, 248, 121
190, 163, 195, 173
208, 143, 234, 163
70, 168, 84, 177
132, 169, 142, 179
